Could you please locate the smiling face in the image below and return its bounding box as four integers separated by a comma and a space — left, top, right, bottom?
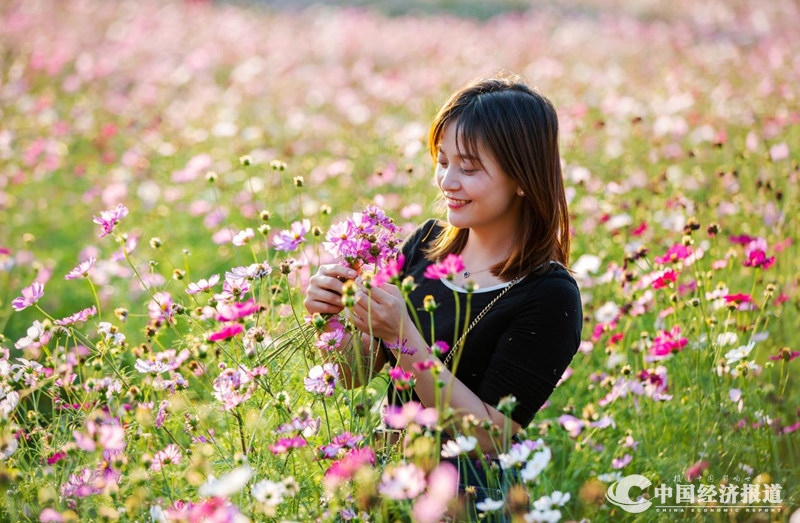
435, 121, 523, 231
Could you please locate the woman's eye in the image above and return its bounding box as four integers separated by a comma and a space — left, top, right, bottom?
461, 167, 476, 174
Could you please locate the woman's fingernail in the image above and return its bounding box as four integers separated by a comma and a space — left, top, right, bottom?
347, 270, 357, 277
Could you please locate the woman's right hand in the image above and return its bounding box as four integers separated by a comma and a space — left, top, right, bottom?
303, 264, 360, 315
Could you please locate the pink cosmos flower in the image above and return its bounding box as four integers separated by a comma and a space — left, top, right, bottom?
431, 340, 450, 357
724, 293, 751, 304
186, 274, 220, 294
384, 401, 438, 429
768, 349, 800, 362
388, 366, 414, 390
216, 298, 259, 321
769, 142, 789, 161
151, 444, 182, 471
55, 306, 97, 326
92, 203, 128, 238
315, 328, 344, 351
654, 243, 692, 264
651, 269, 678, 290
373, 254, 405, 287
273, 219, 310, 252
684, 460, 709, 481
147, 292, 174, 323
323, 221, 357, 258
412, 461, 459, 523
324, 447, 375, 487
379, 463, 426, 500
98, 424, 126, 451
742, 249, 775, 270
155, 399, 170, 428
612, 454, 633, 469
213, 366, 256, 410
232, 227, 254, 246
12, 282, 45, 311
649, 326, 688, 358
208, 323, 245, 342
39, 509, 64, 522
424, 254, 465, 281
64, 257, 96, 280
304, 363, 339, 396
268, 436, 307, 454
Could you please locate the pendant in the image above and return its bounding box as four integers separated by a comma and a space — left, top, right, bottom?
463, 271, 470, 278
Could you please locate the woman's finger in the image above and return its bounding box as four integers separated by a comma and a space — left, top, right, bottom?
316, 275, 346, 293
308, 287, 346, 307
306, 300, 343, 315
321, 264, 358, 280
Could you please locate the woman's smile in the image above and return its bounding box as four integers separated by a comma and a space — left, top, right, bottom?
445, 196, 472, 208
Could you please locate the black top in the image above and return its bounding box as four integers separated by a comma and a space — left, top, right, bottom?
381, 218, 583, 428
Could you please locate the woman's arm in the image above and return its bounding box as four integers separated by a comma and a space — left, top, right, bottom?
347, 281, 521, 456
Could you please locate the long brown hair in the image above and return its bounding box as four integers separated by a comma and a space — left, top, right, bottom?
423, 73, 572, 281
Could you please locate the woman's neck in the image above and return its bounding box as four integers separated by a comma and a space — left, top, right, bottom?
461, 223, 519, 269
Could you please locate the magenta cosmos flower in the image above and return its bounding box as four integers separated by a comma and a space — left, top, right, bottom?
373, 254, 405, 287
208, 323, 244, 342
424, 254, 465, 281
654, 243, 693, 265
273, 219, 310, 252
304, 363, 339, 396
92, 204, 128, 238
12, 282, 45, 311
216, 298, 259, 322
64, 257, 95, 280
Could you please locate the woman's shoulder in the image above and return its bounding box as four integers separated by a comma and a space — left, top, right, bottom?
516, 262, 582, 310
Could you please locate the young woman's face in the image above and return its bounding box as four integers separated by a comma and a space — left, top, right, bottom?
434, 121, 522, 230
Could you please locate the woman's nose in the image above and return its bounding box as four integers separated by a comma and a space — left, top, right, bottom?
438, 165, 460, 191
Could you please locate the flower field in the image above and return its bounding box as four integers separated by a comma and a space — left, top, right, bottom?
1, 0, 799, 521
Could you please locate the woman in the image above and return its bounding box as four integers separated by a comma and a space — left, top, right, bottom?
304, 73, 583, 515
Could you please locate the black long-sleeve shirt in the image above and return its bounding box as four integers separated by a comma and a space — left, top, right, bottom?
382, 218, 583, 428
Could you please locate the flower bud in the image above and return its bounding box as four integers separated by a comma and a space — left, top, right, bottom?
400, 276, 416, 294
173, 269, 186, 280
279, 261, 293, 275
258, 224, 270, 236
312, 226, 322, 238
239, 155, 252, 166
260, 210, 271, 222
423, 295, 438, 312
270, 160, 286, 171
205, 171, 218, 183
149, 237, 162, 249
293, 176, 304, 188
320, 204, 332, 215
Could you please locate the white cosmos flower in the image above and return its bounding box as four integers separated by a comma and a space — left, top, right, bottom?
724, 341, 755, 366
252, 479, 287, 507
521, 446, 552, 483
199, 465, 252, 498
524, 508, 562, 523
441, 435, 477, 458
475, 498, 504, 512
498, 445, 531, 470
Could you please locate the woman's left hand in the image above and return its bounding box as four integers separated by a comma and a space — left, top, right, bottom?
347, 277, 412, 343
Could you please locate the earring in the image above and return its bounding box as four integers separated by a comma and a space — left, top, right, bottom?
517, 190, 525, 196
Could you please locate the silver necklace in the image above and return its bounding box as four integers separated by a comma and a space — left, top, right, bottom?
462, 266, 492, 278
